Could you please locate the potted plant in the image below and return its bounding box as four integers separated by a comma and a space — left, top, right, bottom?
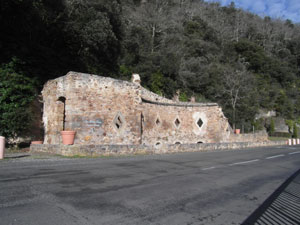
61, 130, 76, 145
31, 135, 44, 145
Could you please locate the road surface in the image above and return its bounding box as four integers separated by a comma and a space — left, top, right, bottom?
0, 145, 299, 225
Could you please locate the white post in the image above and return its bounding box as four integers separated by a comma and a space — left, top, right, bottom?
0, 136, 5, 160
288, 139, 292, 146
293, 139, 297, 145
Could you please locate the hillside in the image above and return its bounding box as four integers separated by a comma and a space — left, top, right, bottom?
1, 0, 300, 134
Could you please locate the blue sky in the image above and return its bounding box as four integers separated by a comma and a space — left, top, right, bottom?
204, 0, 300, 23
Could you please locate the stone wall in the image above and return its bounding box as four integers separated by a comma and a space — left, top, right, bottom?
141, 101, 230, 145
42, 71, 267, 146
141, 87, 175, 104
30, 141, 286, 157
42, 72, 142, 145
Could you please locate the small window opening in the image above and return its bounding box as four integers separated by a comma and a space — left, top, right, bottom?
140, 113, 144, 144
175, 142, 181, 145
115, 116, 122, 129
156, 118, 161, 126
141, 114, 144, 134
174, 118, 181, 128
113, 113, 124, 131
156, 142, 161, 146
197, 118, 203, 128
197, 141, 203, 144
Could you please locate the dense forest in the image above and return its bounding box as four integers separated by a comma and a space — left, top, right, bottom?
1, 0, 300, 138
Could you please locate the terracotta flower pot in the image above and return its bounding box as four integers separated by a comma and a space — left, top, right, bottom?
235, 129, 240, 134
61, 131, 76, 145
31, 141, 43, 145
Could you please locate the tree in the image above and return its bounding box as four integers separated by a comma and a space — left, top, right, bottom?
64, 0, 123, 75
149, 71, 164, 95
0, 58, 36, 139
293, 122, 298, 138
269, 118, 275, 136
128, 0, 179, 54
220, 60, 254, 129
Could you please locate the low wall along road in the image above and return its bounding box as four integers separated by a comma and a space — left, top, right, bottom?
30, 141, 287, 157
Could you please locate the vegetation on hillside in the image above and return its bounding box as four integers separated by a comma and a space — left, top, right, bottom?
1, 0, 300, 133
0, 58, 37, 138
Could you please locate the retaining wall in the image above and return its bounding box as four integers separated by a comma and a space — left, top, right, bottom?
30, 141, 286, 157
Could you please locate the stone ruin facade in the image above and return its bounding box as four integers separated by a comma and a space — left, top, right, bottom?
42, 71, 267, 146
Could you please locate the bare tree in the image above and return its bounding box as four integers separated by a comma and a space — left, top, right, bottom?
221, 60, 254, 129
129, 0, 174, 53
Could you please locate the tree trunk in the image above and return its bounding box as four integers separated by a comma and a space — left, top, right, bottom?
232, 107, 236, 130
151, 25, 155, 53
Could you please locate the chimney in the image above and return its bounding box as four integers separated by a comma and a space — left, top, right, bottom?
190, 96, 196, 103
131, 73, 141, 85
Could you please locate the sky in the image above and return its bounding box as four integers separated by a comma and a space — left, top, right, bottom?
204, 0, 300, 23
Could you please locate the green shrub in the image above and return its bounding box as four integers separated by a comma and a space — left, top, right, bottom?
272, 132, 292, 138
269, 118, 275, 136
179, 91, 188, 102
0, 58, 36, 139
149, 71, 164, 96
293, 122, 298, 138
285, 119, 294, 132
252, 118, 264, 131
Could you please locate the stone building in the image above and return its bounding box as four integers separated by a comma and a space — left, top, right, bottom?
42, 72, 265, 146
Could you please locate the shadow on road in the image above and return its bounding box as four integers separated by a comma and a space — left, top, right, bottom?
4, 154, 30, 159
243, 168, 300, 224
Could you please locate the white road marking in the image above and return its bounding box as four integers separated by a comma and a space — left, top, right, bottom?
229, 159, 259, 166
288, 151, 300, 155
202, 166, 216, 171
266, 154, 285, 159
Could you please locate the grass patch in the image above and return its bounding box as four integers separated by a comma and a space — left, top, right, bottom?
5, 147, 30, 153
58, 154, 101, 159
269, 136, 290, 141
1, 158, 11, 161
56, 151, 153, 159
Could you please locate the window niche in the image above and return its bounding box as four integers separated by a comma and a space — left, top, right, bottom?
113, 113, 125, 131
155, 117, 161, 126
57, 96, 66, 130
155, 142, 162, 148
174, 117, 181, 128
197, 118, 203, 128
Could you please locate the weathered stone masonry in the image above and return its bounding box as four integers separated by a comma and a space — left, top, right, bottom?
42, 71, 267, 146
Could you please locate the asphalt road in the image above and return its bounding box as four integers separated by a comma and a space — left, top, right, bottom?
0, 146, 300, 225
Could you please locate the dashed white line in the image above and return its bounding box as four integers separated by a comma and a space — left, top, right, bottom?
266, 154, 285, 159
202, 166, 216, 171
229, 159, 260, 166
288, 151, 300, 155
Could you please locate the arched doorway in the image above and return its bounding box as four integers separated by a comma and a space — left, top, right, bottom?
57, 97, 66, 131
